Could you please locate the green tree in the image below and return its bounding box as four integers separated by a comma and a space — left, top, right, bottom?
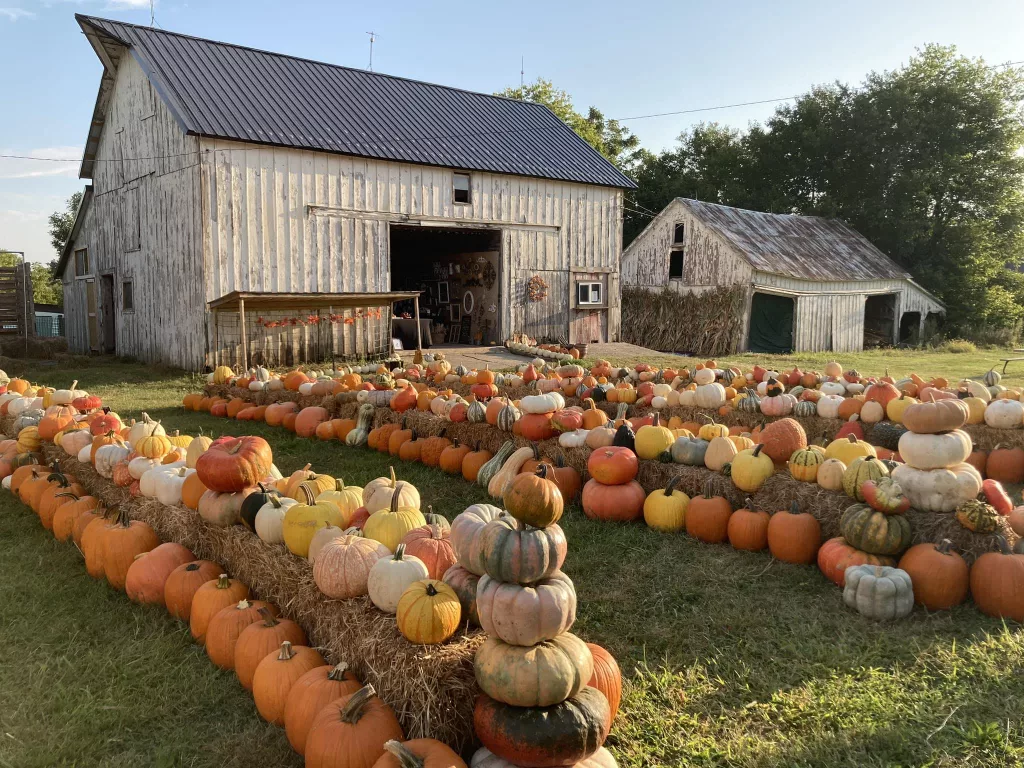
47, 191, 82, 274
497, 79, 642, 172
0, 251, 64, 306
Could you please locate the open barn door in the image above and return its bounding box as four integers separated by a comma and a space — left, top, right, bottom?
748, 292, 794, 353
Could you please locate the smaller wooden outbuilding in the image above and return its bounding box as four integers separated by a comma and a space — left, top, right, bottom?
621, 198, 944, 353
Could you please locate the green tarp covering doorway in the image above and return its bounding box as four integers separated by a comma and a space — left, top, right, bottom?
748, 292, 794, 353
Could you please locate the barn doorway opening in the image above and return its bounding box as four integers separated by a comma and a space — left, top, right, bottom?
899, 312, 921, 345
389, 225, 501, 349
864, 293, 897, 348
748, 292, 794, 353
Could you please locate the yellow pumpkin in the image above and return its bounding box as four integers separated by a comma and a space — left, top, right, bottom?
363, 489, 427, 552
282, 486, 344, 558
788, 447, 824, 482
698, 421, 729, 441
824, 434, 876, 465
135, 433, 172, 459
730, 444, 774, 493
634, 414, 675, 461
885, 395, 917, 424
316, 478, 363, 528
186, 434, 213, 468
643, 478, 689, 532
962, 397, 987, 425
396, 579, 461, 645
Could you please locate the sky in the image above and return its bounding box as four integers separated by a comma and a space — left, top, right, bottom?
1, 0, 1023, 266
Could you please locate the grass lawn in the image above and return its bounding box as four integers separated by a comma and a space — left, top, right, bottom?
1, 356, 1024, 767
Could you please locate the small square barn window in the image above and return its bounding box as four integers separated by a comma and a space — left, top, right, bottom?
674, 222, 685, 244
122, 280, 134, 312
453, 172, 471, 204
669, 251, 685, 279
75, 248, 89, 277
577, 281, 603, 306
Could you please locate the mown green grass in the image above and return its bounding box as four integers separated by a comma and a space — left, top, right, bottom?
1, 357, 1024, 766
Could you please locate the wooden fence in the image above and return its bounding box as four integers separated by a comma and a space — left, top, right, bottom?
0, 265, 35, 338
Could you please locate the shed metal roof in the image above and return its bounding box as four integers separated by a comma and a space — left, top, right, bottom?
76, 15, 635, 189
677, 198, 912, 282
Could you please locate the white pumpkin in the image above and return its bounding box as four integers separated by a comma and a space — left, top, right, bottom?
816, 394, 844, 419
140, 464, 181, 498
897, 430, 972, 470
984, 398, 1024, 430
891, 462, 982, 512
255, 495, 297, 544
693, 368, 716, 386
666, 389, 682, 407
820, 381, 847, 397
248, 380, 266, 392
266, 379, 284, 392
859, 400, 885, 424
652, 383, 672, 398
52, 380, 86, 405
77, 444, 92, 464
651, 396, 669, 410
94, 443, 131, 478
128, 455, 161, 480
155, 466, 193, 506
367, 544, 430, 613
521, 393, 565, 414
2, 475, 11, 490
845, 382, 865, 395
558, 429, 590, 449
679, 388, 697, 406
694, 382, 726, 409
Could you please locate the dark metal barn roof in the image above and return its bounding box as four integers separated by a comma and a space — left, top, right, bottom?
76, 15, 635, 189
677, 198, 912, 282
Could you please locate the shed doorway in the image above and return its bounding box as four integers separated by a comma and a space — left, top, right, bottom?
899, 312, 921, 345
864, 293, 897, 348
748, 292, 794, 353
389, 225, 501, 349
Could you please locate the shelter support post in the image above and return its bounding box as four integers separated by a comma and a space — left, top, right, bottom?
413, 294, 423, 352
212, 309, 219, 368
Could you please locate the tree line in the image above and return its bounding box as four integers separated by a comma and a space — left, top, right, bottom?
500, 45, 1024, 338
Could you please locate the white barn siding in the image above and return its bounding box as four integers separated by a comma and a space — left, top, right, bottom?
201, 139, 623, 348
63, 54, 205, 368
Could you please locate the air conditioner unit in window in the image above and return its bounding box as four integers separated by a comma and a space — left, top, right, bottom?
577, 282, 602, 305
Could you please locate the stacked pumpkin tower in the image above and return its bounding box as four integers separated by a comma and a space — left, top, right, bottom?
451, 466, 618, 767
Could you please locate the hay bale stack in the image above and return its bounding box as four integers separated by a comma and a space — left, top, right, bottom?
43, 445, 483, 751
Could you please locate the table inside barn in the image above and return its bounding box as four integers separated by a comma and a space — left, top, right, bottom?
208, 290, 423, 368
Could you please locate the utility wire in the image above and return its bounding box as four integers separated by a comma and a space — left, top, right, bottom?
4, 60, 1023, 164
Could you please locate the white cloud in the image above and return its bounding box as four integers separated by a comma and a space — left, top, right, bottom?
0, 7, 35, 20
0, 147, 81, 180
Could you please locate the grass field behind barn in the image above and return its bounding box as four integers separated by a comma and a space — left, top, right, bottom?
1, 354, 1024, 767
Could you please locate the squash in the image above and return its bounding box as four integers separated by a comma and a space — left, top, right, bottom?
474, 633, 593, 708
344, 403, 375, 447
897, 429, 972, 470
704, 435, 737, 472
476, 441, 516, 490
891, 462, 983, 512
486, 446, 535, 499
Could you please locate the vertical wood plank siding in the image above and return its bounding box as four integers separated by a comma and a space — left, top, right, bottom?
63, 55, 204, 367
202, 138, 623, 356
623, 199, 944, 353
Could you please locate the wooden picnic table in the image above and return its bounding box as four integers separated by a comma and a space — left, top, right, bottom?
1000, 350, 1024, 373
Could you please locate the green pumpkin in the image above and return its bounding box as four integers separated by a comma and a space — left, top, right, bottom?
671, 436, 709, 466
868, 422, 908, 451
737, 391, 761, 413
842, 456, 890, 501
793, 400, 817, 417
955, 499, 999, 533
612, 423, 635, 452
466, 400, 487, 424
344, 403, 375, 447
840, 503, 912, 555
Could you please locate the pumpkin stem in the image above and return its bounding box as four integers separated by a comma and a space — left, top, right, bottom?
665, 476, 680, 496
257, 607, 280, 627
535, 463, 550, 481
847, 434, 858, 444
936, 538, 956, 556
388, 466, 397, 489
299, 484, 316, 505
382, 741, 424, 768
339, 684, 376, 724
277, 641, 296, 661
995, 536, 1012, 555
425, 582, 439, 597
236, 599, 251, 610
215, 574, 230, 589
752, 444, 764, 458
326, 662, 350, 681
393, 543, 407, 560
789, 501, 800, 515
54, 491, 80, 501
702, 478, 714, 499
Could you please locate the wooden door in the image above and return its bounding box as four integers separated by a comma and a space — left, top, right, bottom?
86, 280, 100, 352
100, 274, 116, 353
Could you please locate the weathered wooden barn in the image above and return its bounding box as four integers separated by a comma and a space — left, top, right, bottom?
621, 198, 944, 353
57, 15, 634, 370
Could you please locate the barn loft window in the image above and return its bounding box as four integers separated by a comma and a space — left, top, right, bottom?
674, 222, 685, 244
669, 251, 685, 279
577, 281, 603, 306
453, 172, 471, 204
74, 248, 89, 277
122, 280, 134, 312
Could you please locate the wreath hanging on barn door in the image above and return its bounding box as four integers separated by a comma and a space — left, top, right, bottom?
527, 275, 548, 302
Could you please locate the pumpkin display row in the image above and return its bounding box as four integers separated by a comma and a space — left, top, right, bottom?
0, 458, 484, 767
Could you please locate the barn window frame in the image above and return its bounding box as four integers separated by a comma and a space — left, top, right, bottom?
576, 281, 603, 306
673, 222, 685, 244
453, 172, 471, 205
121, 280, 134, 313
669, 251, 685, 279
74, 248, 90, 279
